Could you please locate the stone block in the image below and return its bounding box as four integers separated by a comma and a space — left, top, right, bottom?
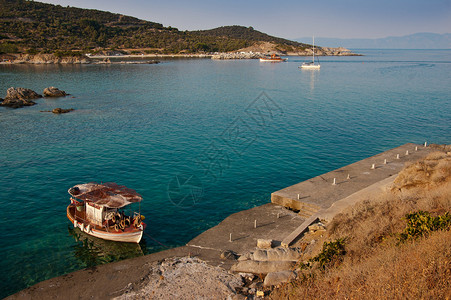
257, 239, 273, 249
263, 271, 296, 286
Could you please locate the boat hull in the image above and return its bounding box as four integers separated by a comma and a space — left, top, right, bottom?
259, 58, 287, 62
300, 64, 320, 69
67, 205, 144, 243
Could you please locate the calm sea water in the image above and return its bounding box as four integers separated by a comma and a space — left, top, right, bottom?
0, 49, 450, 297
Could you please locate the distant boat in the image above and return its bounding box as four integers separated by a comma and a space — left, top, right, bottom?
67, 182, 146, 243
260, 54, 287, 62
300, 36, 320, 69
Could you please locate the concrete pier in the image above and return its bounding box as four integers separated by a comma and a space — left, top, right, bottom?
271, 143, 433, 218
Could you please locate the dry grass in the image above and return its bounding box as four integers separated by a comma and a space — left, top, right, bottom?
274, 231, 451, 300
272, 149, 451, 299
392, 151, 451, 190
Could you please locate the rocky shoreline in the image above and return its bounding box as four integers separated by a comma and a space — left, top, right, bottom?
212, 46, 360, 60
0, 47, 359, 64
0, 54, 160, 65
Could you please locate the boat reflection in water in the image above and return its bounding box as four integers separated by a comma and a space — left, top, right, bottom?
68, 225, 146, 267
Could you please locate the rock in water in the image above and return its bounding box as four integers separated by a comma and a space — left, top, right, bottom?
43, 87, 67, 97
52, 108, 74, 114
1, 87, 42, 108
5, 87, 42, 100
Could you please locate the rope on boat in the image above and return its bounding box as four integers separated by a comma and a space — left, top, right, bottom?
143, 231, 170, 249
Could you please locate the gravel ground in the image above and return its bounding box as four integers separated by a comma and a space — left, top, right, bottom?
114, 257, 243, 300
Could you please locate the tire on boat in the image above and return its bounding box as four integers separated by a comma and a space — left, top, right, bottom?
133, 216, 141, 227
74, 220, 78, 228
119, 219, 125, 230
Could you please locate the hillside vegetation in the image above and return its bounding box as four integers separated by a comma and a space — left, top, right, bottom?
272, 145, 451, 299
0, 0, 308, 55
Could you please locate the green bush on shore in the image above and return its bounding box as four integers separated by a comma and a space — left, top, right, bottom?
399, 211, 451, 242
0, 42, 19, 54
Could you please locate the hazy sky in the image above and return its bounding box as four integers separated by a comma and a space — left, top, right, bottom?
40, 0, 451, 39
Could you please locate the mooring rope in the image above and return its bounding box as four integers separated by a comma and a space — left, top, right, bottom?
143, 231, 170, 249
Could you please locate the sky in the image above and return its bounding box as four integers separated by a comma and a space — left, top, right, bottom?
39, 0, 451, 40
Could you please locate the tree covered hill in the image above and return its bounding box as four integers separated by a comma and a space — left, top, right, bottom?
195, 26, 306, 47
0, 0, 308, 54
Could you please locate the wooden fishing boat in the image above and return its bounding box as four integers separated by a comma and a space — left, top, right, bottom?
259, 53, 287, 62
67, 182, 146, 243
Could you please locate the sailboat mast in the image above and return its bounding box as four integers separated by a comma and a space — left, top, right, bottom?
312, 36, 315, 63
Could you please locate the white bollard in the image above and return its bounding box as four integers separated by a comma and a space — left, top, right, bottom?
332, 178, 336, 185
371, 164, 375, 169
406, 150, 409, 155
229, 233, 232, 242
277, 213, 280, 219
415, 146, 418, 151
254, 220, 257, 228
347, 174, 350, 180
424, 141, 427, 147
297, 194, 300, 200
396, 154, 400, 159
384, 159, 387, 164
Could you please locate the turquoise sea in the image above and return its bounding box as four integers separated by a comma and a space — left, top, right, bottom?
0, 49, 450, 297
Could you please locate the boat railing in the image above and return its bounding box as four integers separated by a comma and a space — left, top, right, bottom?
70, 199, 143, 233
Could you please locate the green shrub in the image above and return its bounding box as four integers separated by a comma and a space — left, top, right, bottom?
53, 50, 83, 57
0, 43, 19, 54
312, 238, 346, 268
299, 238, 347, 270
399, 211, 451, 242
26, 48, 39, 55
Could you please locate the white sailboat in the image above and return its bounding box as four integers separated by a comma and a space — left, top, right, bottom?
300, 36, 320, 69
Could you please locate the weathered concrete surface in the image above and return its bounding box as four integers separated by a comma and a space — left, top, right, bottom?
281, 215, 320, 247
272, 143, 433, 217
187, 203, 305, 255
320, 174, 397, 222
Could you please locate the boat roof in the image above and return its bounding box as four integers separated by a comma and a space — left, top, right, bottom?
68, 182, 143, 208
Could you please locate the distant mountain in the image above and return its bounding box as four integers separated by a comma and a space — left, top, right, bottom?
296, 33, 451, 49
0, 0, 309, 54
